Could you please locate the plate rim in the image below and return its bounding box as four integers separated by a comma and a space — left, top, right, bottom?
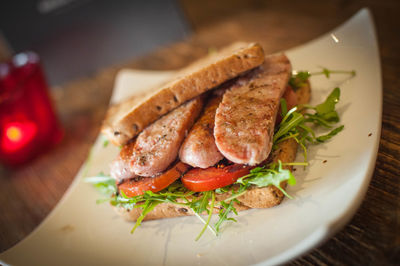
0, 7, 382, 266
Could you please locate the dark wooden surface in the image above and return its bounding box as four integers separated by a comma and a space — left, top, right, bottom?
1, 0, 399, 264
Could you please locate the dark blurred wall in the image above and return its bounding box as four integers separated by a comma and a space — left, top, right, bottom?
0, 0, 190, 85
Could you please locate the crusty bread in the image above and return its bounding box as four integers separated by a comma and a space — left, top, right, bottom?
102, 42, 265, 145
114, 81, 311, 221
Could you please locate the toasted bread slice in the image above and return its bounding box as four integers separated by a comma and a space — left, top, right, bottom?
114, 81, 311, 221
102, 42, 265, 145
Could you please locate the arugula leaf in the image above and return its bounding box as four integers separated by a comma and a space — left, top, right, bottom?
273, 111, 304, 143
103, 139, 109, 148
300, 87, 341, 130
84, 173, 114, 185
290, 68, 355, 90
289, 71, 310, 89
297, 71, 311, 81
237, 161, 296, 199
315, 87, 340, 115
280, 98, 288, 117
131, 200, 160, 234
84, 173, 116, 196
213, 183, 249, 234
215, 186, 231, 194
310, 68, 356, 78
322, 68, 330, 78
215, 199, 238, 233
195, 192, 215, 241
273, 86, 345, 162
316, 125, 344, 142
191, 191, 211, 214
304, 113, 337, 128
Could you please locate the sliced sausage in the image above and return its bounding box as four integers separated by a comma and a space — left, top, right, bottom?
214, 53, 292, 165
131, 97, 204, 176
179, 95, 224, 168
110, 141, 137, 183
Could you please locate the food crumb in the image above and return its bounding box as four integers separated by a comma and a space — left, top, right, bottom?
293, 168, 297, 172
368, 133, 372, 137
323, 160, 327, 163
197, 253, 202, 258
60, 225, 74, 233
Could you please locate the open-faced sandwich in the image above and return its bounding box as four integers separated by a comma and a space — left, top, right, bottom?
88, 42, 347, 238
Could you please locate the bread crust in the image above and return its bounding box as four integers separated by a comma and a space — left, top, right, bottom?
113, 81, 311, 222
102, 42, 265, 146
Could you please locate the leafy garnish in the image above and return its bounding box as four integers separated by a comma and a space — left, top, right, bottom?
85, 173, 116, 196
315, 125, 344, 143
213, 183, 248, 233
316, 87, 340, 115
195, 192, 215, 240
273, 109, 304, 143
103, 139, 109, 148
237, 161, 296, 199
289, 68, 355, 90
303, 87, 341, 126
289, 71, 310, 89
273, 86, 344, 162
215, 199, 238, 233
192, 191, 211, 214
131, 200, 160, 234
311, 67, 356, 79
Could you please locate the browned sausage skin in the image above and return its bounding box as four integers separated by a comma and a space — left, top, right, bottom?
110, 141, 137, 183
214, 54, 291, 165
179, 95, 224, 168
130, 97, 204, 177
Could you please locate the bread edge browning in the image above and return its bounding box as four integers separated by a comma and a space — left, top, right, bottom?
113, 81, 311, 221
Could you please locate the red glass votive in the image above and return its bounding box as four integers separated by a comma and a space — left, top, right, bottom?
0, 52, 63, 166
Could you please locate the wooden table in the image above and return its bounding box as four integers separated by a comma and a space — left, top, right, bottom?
1, 0, 399, 264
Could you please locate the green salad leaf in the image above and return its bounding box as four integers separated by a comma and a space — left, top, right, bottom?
315, 87, 340, 115
311, 67, 356, 79
315, 125, 344, 143
85, 173, 116, 196
289, 71, 310, 89
273, 86, 345, 163
237, 161, 296, 199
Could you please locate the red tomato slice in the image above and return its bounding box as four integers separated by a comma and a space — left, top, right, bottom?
181, 164, 251, 192
276, 85, 298, 124
118, 162, 190, 197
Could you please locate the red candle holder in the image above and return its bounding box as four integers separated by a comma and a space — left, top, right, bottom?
0, 52, 63, 167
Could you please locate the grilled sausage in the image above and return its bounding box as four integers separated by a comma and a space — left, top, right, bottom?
110, 141, 138, 183
214, 54, 291, 165
179, 96, 224, 168
131, 97, 204, 176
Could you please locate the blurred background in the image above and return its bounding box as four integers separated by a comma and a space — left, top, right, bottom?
0, 0, 190, 86
1, 0, 398, 87
0, 0, 399, 264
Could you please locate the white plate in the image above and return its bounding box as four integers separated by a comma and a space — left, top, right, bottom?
0, 8, 381, 266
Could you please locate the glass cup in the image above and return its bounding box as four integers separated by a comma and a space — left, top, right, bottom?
0, 51, 63, 166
